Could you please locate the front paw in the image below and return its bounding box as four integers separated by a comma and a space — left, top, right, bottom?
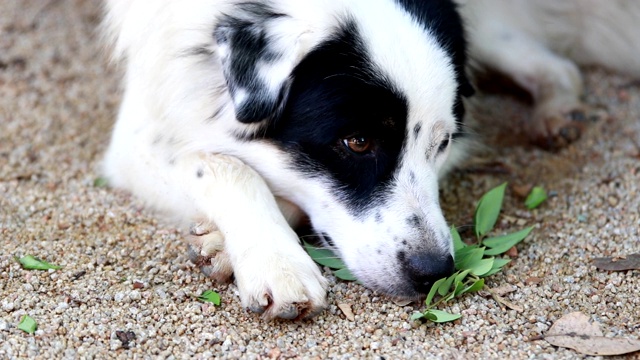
234, 244, 328, 320
186, 221, 233, 283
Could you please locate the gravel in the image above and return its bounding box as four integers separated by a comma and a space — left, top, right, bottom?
1, 1, 639, 359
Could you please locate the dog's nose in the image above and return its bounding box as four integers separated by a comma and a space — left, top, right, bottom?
405, 252, 455, 294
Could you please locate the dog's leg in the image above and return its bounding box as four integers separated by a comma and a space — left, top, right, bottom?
105, 121, 326, 319
467, 28, 589, 150
188, 154, 327, 319
458, 0, 595, 150
186, 197, 305, 284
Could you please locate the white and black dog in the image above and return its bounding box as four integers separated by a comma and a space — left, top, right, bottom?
102, 0, 640, 319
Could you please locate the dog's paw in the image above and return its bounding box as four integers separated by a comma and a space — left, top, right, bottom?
186, 221, 233, 283
234, 244, 328, 320
530, 106, 603, 151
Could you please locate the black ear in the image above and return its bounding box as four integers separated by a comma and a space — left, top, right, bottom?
215, 4, 301, 124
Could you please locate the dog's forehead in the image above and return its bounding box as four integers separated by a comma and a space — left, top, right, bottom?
343, 1, 462, 131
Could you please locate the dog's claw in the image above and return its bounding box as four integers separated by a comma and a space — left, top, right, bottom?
187, 244, 234, 282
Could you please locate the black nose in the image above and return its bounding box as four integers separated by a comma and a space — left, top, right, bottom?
404, 253, 455, 294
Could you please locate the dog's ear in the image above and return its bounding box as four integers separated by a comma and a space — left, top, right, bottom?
214, 5, 307, 124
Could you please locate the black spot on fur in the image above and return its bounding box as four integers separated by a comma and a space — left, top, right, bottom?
374, 211, 382, 223
406, 214, 420, 228
397, 250, 406, 262
409, 171, 416, 183
413, 123, 421, 140
152, 134, 163, 145
196, 168, 204, 178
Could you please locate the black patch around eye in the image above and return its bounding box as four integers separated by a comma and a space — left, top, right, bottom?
263, 20, 408, 214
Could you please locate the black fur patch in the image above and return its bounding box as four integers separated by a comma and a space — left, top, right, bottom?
214, 3, 288, 123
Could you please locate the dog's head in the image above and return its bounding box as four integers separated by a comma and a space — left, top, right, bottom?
216, 0, 473, 298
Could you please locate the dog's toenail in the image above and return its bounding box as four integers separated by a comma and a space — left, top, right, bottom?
249, 305, 266, 314
559, 126, 580, 142
278, 305, 299, 320
567, 110, 587, 122
189, 222, 211, 236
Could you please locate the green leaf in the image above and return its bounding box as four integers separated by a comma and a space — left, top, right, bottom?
474, 182, 507, 238
525, 186, 547, 209
491, 258, 512, 270
469, 257, 495, 276
482, 268, 502, 277
462, 278, 485, 294
93, 177, 109, 188
197, 290, 221, 305
481, 258, 512, 277
450, 226, 466, 252
303, 242, 346, 269
453, 281, 467, 297
16, 255, 62, 270
455, 247, 485, 271
426, 277, 447, 307
454, 245, 480, 263
482, 226, 534, 255
438, 273, 457, 296
423, 309, 462, 323
333, 268, 357, 281
410, 312, 425, 321
18, 315, 37, 334
454, 269, 471, 284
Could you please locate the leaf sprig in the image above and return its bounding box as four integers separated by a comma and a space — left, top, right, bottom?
303, 242, 357, 281
411, 182, 534, 323
197, 290, 221, 305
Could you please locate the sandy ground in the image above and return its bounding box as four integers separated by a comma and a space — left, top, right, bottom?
1, 1, 639, 359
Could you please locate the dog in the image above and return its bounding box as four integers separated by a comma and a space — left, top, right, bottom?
102, 0, 640, 319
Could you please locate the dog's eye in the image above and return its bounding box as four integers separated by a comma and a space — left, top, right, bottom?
437, 135, 450, 154
343, 136, 372, 154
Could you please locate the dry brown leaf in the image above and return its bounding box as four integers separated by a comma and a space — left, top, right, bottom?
524, 277, 543, 285
512, 184, 533, 198
494, 294, 523, 312
505, 246, 518, 257
545, 312, 640, 356
485, 288, 523, 312
392, 298, 413, 306
337, 303, 355, 321
491, 284, 517, 296
593, 253, 640, 271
